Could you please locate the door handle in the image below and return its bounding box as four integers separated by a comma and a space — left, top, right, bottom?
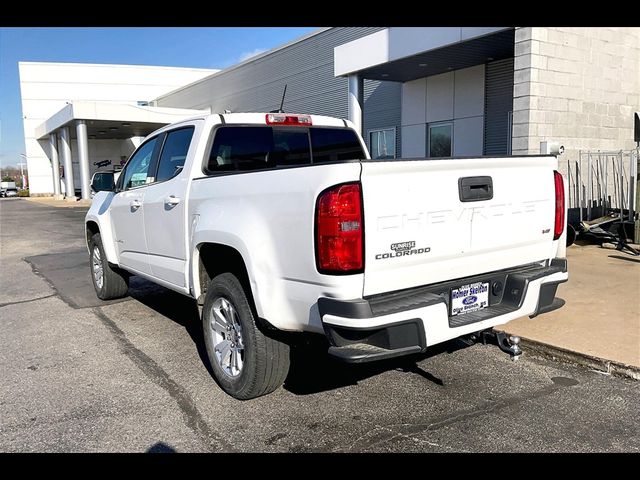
165, 195, 181, 206
458, 176, 493, 202
130, 199, 141, 210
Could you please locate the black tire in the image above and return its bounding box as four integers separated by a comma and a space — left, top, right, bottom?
566, 224, 576, 247
202, 272, 290, 400
89, 232, 129, 300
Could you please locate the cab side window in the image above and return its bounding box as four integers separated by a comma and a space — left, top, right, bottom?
156, 127, 195, 182
119, 137, 158, 190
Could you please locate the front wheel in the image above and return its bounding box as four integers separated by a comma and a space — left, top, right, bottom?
89, 232, 129, 300
202, 272, 290, 400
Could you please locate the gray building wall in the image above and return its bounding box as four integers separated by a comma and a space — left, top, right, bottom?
363, 79, 402, 157
158, 26, 640, 166
400, 64, 488, 158
512, 27, 640, 167
156, 27, 401, 154
484, 58, 514, 155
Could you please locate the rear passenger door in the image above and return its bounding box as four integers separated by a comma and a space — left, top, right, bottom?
142, 125, 196, 288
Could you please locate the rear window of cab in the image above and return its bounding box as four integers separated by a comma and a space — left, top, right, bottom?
206, 126, 365, 173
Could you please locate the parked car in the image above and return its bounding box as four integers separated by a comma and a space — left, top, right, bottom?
1, 187, 18, 197
1, 181, 18, 197
90, 170, 121, 198
85, 112, 568, 399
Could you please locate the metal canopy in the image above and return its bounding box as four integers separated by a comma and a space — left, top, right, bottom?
68, 120, 167, 140
359, 29, 515, 82
35, 101, 209, 141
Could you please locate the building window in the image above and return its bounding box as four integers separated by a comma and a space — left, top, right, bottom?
428, 122, 453, 158
369, 128, 396, 159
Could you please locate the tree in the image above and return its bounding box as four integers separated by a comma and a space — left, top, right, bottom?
1, 167, 23, 187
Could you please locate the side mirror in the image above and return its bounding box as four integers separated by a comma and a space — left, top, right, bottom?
91, 171, 115, 193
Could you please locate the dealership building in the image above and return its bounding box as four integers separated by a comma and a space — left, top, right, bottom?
19, 27, 640, 198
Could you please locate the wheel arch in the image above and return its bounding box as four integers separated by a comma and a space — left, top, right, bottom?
86, 220, 100, 246
85, 216, 119, 265
194, 242, 261, 318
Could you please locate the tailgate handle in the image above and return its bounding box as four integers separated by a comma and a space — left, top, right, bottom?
458, 176, 493, 202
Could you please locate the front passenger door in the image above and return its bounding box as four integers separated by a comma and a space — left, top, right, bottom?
143, 126, 195, 287
109, 136, 160, 275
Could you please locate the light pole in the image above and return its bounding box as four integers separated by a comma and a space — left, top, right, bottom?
18, 154, 28, 189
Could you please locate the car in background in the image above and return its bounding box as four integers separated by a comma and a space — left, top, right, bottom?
0, 187, 18, 197
1, 181, 18, 197
90, 170, 122, 198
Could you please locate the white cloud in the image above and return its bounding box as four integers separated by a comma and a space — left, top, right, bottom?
238, 48, 267, 63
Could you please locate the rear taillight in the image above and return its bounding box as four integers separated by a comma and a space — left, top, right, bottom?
265, 113, 312, 126
554, 170, 565, 240
315, 182, 364, 274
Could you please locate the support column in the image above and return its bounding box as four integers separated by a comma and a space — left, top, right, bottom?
348, 73, 364, 136
59, 126, 76, 201
76, 120, 91, 200
49, 132, 62, 199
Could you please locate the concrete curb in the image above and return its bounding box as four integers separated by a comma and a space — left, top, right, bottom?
518, 337, 640, 381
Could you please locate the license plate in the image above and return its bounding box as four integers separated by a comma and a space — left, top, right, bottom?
450, 282, 489, 316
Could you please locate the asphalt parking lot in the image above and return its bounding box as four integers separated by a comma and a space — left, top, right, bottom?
0, 198, 638, 453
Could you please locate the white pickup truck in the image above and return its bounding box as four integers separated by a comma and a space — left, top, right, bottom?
86, 112, 568, 399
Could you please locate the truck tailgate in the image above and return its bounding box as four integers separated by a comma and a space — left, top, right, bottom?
360, 156, 558, 297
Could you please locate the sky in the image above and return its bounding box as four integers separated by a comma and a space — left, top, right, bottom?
0, 27, 317, 167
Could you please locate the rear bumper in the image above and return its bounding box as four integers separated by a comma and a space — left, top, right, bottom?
319, 259, 568, 363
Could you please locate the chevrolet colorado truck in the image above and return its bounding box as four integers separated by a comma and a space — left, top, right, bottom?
85, 112, 568, 399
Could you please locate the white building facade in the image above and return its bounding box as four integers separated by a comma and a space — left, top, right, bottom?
19, 62, 216, 196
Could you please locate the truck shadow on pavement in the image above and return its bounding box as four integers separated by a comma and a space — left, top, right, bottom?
127, 276, 470, 395
24, 248, 472, 396
284, 337, 470, 395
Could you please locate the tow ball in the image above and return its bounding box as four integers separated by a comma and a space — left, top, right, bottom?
473, 330, 522, 361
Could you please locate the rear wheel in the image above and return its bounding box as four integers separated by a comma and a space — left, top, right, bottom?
89, 232, 129, 300
202, 272, 290, 400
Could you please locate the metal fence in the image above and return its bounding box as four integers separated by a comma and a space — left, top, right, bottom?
566, 149, 639, 223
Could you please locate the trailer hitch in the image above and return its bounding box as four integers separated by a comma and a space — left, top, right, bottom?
476, 330, 522, 361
